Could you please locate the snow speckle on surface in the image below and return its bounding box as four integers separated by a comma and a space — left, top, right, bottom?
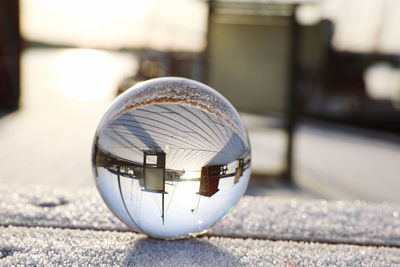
1, 184, 400, 247
1, 226, 400, 266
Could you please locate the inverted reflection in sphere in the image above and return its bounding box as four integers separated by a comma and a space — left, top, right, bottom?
92, 77, 251, 239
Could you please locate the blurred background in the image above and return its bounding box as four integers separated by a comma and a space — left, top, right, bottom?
1, 0, 400, 202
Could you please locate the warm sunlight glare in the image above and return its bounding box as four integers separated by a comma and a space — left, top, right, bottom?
53, 49, 118, 102
180, 171, 201, 180
21, 0, 207, 51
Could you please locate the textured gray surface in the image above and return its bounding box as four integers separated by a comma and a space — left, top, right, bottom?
1, 185, 400, 247
1, 226, 399, 266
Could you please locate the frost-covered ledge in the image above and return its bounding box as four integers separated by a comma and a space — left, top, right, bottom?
1, 184, 399, 247
2, 226, 400, 266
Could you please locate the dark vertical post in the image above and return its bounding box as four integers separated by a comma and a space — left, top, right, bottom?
0, 0, 21, 111
283, 4, 300, 184
203, 0, 214, 84
161, 191, 165, 225
160, 152, 165, 225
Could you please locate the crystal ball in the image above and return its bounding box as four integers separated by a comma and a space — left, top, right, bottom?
92, 77, 251, 239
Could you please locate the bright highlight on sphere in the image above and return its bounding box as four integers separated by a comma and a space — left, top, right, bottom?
92, 77, 251, 239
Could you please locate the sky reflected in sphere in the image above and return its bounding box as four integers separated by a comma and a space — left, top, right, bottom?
92, 77, 251, 239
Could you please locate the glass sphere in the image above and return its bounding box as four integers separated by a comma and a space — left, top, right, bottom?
92, 77, 251, 239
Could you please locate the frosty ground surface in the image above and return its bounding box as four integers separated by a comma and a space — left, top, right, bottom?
1, 185, 400, 265
2, 226, 400, 266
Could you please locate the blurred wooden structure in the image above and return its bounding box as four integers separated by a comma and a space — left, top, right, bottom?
205, 0, 305, 182
0, 0, 20, 111
205, 0, 299, 113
